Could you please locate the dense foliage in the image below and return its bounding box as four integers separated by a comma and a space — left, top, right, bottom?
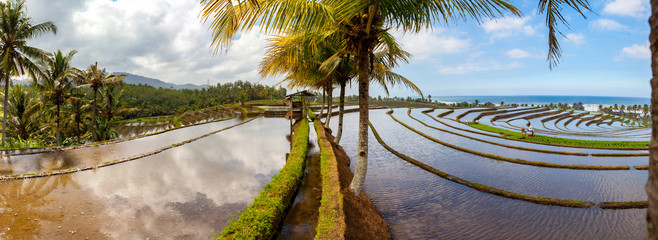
121, 80, 287, 118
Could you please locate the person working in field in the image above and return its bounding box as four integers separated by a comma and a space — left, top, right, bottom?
528, 126, 534, 137
521, 128, 527, 137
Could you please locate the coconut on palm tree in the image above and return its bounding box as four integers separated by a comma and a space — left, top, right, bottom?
0, 0, 56, 145
34, 50, 77, 146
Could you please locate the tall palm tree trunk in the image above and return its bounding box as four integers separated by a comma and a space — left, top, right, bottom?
2, 74, 8, 146
56, 103, 60, 146
320, 89, 325, 117
349, 41, 370, 196
324, 82, 333, 128
335, 80, 346, 145
647, 1, 658, 237
76, 121, 80, 143
92, 89, 97, 139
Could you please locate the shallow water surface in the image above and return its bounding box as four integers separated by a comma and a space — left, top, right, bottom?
0, 117, 290, 239
329, 109, 645, 239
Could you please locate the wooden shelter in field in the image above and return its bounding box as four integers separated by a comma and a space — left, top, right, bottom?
285, 90, 315, 120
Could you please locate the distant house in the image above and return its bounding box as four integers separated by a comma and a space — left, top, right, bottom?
572, 102, 585, 111
483, 102, 495, 107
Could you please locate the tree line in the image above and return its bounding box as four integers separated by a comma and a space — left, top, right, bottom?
120, 80, 286, 119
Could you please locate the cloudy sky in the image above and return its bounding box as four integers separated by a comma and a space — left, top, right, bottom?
25, 0, 650, 98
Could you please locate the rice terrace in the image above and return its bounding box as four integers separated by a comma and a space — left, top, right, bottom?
0, 0, 656, 239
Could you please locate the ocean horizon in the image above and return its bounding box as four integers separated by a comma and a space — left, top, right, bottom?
430, 95, 650, 107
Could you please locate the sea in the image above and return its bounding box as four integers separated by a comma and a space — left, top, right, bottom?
432, 95, 650, 112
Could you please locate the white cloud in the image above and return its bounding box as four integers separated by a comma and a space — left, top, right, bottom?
602, 0, 649, 18
24, 0, 272, 86
621, 43, 650, 59
392, 28, 470, 61
590, 18, 628, 31
438, 61, 523, 75
482, 16, 536, 39
564, 33, 585, 45
506, 49, 530, 59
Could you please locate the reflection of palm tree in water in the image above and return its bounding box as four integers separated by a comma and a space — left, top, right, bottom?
30, 150, 83, 174
0, 174, 78, 238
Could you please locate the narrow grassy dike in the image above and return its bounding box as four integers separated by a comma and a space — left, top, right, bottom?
467, 121, 649, 150
368, 121, 595, 208
313, 119, 347, 240
215, 119, 309, 240
387, 110, 630, 170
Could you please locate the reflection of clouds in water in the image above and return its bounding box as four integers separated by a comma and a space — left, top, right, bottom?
73, 117, 289, 237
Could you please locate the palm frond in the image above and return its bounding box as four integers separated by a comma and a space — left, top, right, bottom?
537, 0, 591, 68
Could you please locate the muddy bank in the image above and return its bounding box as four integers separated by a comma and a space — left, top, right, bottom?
317, 126, 391, 239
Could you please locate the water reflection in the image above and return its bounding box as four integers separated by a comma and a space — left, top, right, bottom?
1, 118, 243, 175
0, 117, 289, 239
329, 109, 645, 239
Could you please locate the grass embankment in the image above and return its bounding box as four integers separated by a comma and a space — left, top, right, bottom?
438, 109, 454, 117
1, 106, 247, 156
491, 108, 549, 122
405, 109, 588, 156
598, 201, 648, 209
216, 119, 309, 239
424, 111, 649, 154
467, 122, 649, 150
313, 119, 347, 240
472, 107, 529, 121
368, 121, 596, 208
455, 108, 498, 121
387, 110, 629, 170
541, 111, 574, 123
563, 113, 588, 126
2, 115, 260, 180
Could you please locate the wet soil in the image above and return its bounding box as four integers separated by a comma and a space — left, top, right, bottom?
321, 127, 391, 239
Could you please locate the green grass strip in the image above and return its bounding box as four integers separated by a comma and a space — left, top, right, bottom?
314, 119, 346, 240
216, 119, 309, 239
455, 108, 497, 121
437, 109, 454, 118
368, 121, 596, 208
387, 110, 629, 170
424, 112, 648, 152
598, 201, 648, 209
406, 109, 588, 156
591, 152, 649, 157
467, 122, 649, 150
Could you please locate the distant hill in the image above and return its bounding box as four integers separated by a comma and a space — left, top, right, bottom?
116, 72, 208, 90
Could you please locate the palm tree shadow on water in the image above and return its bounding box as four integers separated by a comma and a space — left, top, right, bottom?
0, 174, 78, 239
0, 150, 86, 175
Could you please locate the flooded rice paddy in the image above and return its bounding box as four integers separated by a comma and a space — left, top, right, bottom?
329, 108, 647, 239
0, 117, 290, 239
0, 105, 649, 239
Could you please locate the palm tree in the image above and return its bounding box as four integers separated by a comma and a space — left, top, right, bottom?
75, 62, 125, 140
260, 31, 420, 145
0, 0, 57, 145
95, 84, 133, 141
5, 84, 43, 140
34, 50, 77, 146
66, 88, 91, 143
201, 0, 591, 195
